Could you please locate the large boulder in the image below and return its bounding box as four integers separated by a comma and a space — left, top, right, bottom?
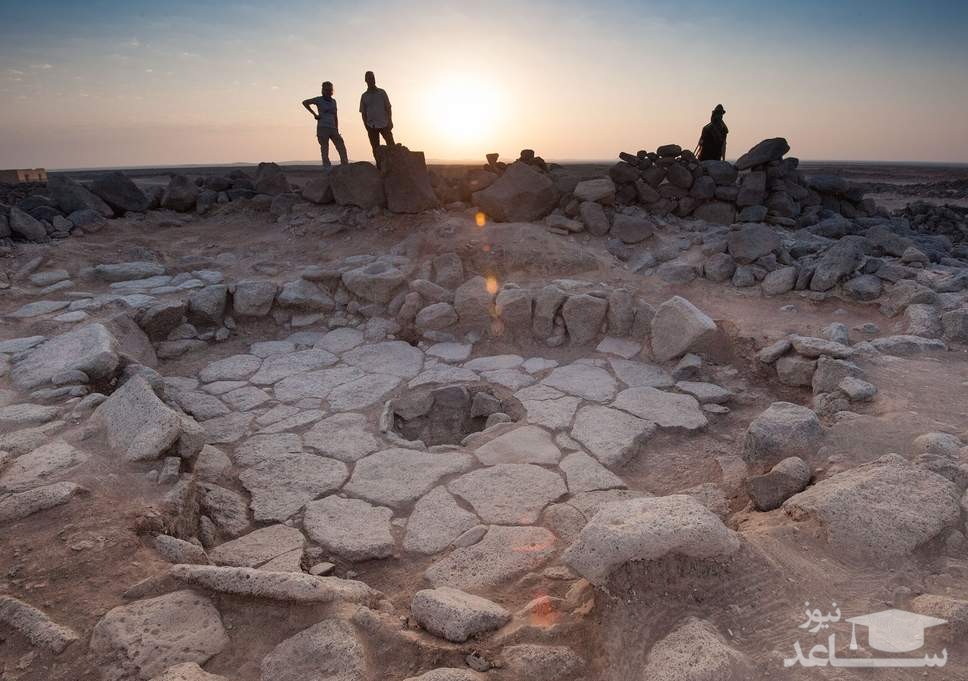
90, 171, 149, 215
726, 223, 781, 263
735, 138, 790, 170
562, 495, 740, 587
382, 145, 438, 213
784, 454, 961, 559
411, 587, 510, 643
48, 176, 113, 217
161, 175, 199, 212
260, 619, 368, 681
331, 162, 386, 209
742, 402, 823, 467
692, 201, 736, 225
10, 323, 119, 391
573, 178, 616, 203
454, 276, 495, 331
8, 207, 49, 242
232, 280, 278, 317
650, 296, 718, 362
610, 214, 654, 243
562, 294, 608, 344
342, 258, 408, 303
810, 239, 864, 292
253, 162, 290, 195
90, 590, 228, 681
640, 617, 753, 680
94, 375, 187, 461
472, 161, 557, 222
301, 175, 334, 204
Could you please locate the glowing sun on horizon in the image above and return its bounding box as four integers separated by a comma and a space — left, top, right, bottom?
424, 76, 503, 150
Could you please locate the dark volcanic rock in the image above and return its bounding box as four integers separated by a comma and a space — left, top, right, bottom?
91, 172, 149, 215
736, 138, 790, 170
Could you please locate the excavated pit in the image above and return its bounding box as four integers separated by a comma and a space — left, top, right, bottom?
386, 383, 525, 446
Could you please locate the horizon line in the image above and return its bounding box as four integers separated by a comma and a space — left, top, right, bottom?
41, 158, 968, 173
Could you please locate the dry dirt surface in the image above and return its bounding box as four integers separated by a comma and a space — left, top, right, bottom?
1, 158, 968, 681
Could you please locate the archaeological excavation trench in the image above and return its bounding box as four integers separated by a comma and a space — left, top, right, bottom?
1, 141, 968, 681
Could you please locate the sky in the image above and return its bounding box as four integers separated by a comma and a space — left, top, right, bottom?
2, 0, 968, 169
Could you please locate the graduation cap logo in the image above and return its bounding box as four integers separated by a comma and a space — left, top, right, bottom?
845, 609, 948, 653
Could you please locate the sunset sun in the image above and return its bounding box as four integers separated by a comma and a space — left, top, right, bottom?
424, 76, 503, 152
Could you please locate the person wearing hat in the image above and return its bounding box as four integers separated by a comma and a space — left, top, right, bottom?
697, 104, 729, 161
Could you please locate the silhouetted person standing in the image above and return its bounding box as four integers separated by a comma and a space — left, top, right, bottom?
302, 81, 348, 168
697, 104, 729, 161
360, 71, 394, 163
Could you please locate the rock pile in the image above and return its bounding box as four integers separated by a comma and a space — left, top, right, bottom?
34, 253, 720, 362
894, 201, 968, 243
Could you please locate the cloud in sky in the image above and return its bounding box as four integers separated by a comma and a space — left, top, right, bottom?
0, 0, 966, 168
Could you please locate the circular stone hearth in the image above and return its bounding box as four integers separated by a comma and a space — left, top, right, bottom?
386, 383, 525, 446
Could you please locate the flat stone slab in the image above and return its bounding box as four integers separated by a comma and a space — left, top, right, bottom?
473, 426, 562, 465
0, 336, 46, 354
519, 393, 582, 430
344, 448, 474, 508
0, 441, 89, 492
559, 452, 626, 493
426, 342, 472, 362
257, 410, 325, 434
480, 368, 534, 391
790, 335, 853, 359
675, 381, 733, 405
424, 525, 557, 592
249, 340, 297, 358
448, 464, 566, 525
595, 337, 642, 359
7, 300, 71, 319
569, 405, 655, 467
409, 366, 480, 387
608, 358, 674, 388
90, 590, 228, 681
343, 341, 424, 378
612, 387, 707, 431
273, 366, 366, 403
540, 363, 617, 402
202, 380, 247, 395
198, 354, 262, 383
170, 390, 230, 420
208, 524, 305, 568
522, 357, 559, 374
248, 349, 338, 385
314, 327, 365, 354
201, 412, 255, 444
0, 403, 60, 428
94, 261, 166, 282
239, 453, 348, 521
303, 495, 395, 561
232, 433, 303, 466
403, 486, 480, 555
220, 386, 271, 411
463, 354, 524, 371
303, 412, 382, 462
10, 323, 119, 391
327, 373, 401, 411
